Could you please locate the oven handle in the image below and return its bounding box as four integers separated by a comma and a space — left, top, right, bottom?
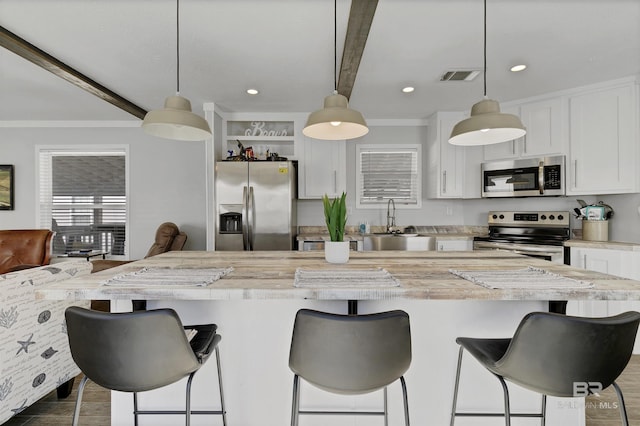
473, 241, 563, 255
474, 245, 562, 258
538, 161, 545, 195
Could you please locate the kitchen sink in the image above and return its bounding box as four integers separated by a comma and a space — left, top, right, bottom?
363, 234, 436, 251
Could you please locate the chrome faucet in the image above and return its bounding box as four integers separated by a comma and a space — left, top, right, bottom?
386, 198, 396, 233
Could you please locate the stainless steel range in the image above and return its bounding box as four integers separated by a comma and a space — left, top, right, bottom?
473, 211, 571, 264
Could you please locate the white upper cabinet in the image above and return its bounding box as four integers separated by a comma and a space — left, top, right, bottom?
483, 99, 565, 161
426, 112, 466, 198
297, 137, 346, 199
567, 80, 638, 195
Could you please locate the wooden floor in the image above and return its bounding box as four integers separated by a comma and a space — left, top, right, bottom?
4, 357, 640, 425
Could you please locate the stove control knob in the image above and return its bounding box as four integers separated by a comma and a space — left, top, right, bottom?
549, 215, 555, 220
499, 214, 505, 219
492, 214, 498, 219
541, 215, 547, 220
558, 214, 564, 220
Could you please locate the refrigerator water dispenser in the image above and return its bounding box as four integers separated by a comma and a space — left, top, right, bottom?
220, 212, 242, 234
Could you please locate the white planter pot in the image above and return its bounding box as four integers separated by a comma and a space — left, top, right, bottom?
324, 241, 350, 264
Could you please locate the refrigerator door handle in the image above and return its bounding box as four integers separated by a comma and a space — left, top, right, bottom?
248, 186, 255, 250
242, 186, 249, 250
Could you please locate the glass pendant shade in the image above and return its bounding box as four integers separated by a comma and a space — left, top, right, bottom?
303, 93, 369, 140
142, 95, 211, 141
449, 99, 526, 146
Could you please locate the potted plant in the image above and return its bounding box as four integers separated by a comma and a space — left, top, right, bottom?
322, 192, 349, 263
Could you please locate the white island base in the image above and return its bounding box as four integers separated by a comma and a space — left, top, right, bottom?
110, 298, 586, 426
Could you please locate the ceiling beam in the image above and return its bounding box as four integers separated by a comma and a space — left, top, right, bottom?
337, 0, 378, 100
0, 26, 147, 120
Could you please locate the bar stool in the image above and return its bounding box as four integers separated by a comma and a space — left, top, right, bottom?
450, 311, 640, 426
65, 306, 227, 426
288, 308, 412, 426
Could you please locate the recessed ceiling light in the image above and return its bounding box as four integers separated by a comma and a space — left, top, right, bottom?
510, 64, 527, 72
402, 86, 415, 93
246, 89, 259, 95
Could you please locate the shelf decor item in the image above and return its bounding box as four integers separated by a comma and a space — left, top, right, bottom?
322, 192, 349, 263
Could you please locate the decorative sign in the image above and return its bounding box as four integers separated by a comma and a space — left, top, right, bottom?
0, 165, 14, 210
244, 121, 289, 137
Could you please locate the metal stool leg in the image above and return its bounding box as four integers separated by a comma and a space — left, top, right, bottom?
400, 376, 411, 426
291, 374, 301, 426
185, 371, 196, 426
496, 375, 511, 426
383, 386, 388, 426
71, 375, 90, 426
541, 394, 546, 426
133, 391, 139, 426
215, 346, 227, 426
450, 346, 464, 426
612, 381, 629, 426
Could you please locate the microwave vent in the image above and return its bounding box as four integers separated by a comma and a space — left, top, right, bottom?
440, 70, 481, 82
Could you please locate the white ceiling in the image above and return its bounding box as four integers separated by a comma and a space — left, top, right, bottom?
0, 0, 639, 122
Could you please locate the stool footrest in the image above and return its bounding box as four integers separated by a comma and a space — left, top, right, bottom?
300, 410, 385, 416
453, 412, 542, 418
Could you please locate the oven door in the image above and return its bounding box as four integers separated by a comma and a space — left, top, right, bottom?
473, 241, 565, 264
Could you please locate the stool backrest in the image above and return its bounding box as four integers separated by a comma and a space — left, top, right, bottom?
289, 309, 411, 395
65, 307, 200, 392
497, 311, 640, 397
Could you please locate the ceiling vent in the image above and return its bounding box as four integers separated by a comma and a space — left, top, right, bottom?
440, 70, 481, 82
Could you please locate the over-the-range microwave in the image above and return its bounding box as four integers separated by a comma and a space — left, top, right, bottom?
481, 155, 565, 198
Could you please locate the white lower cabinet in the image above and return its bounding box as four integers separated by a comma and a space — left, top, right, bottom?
436, 239, 472, 251
569, 246, 640, 353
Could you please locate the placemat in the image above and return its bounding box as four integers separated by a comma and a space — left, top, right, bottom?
449, 266, 593, 289
294, 268, 400, 288
101, 267, 234, 287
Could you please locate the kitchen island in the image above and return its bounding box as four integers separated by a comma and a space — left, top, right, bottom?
37, 251, 640, 426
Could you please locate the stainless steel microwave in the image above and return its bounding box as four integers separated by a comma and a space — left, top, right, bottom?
481, 155, 565, 198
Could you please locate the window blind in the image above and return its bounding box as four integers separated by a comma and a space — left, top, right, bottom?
357, 145, 421, 207
38, 149, 127, 256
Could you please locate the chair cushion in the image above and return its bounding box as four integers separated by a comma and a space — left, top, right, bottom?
456, 337, 511, 372
145, 222, 180, 258
0, 230, 54, 274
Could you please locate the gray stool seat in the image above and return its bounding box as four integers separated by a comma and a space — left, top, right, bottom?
65, 306, 227, 426
289, 308, 412, 425
450, 310, 640, 426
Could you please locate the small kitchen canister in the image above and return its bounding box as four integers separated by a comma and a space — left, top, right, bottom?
582, 219, 609, 242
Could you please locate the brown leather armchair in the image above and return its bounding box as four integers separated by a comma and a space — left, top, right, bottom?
91, 222, 187, 273
0, 229, 55, 274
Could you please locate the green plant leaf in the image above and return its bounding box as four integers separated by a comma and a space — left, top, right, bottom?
322, 192, 347, 242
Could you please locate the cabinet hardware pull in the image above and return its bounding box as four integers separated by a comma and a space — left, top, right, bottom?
442, 171, 447, 193
574, 160, 578, 188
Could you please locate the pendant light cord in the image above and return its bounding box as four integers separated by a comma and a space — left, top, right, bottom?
483, 0, 487, 97
176, 0, 180, 95
333, 0, 337, 93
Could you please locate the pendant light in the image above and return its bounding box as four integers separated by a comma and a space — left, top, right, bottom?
448, 0, 526, 146
142, 0, 211, 141
303, 0, 368, 141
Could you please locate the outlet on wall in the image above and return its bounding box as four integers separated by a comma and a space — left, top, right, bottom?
445, 206, 454, 216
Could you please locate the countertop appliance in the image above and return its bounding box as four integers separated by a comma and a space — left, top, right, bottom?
215, 161, 297, 250
481, 155, 565, 198
473, 211, 571, 264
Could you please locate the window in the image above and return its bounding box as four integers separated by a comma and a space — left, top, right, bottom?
38, 147, 128, 257
356, 144, 421, 208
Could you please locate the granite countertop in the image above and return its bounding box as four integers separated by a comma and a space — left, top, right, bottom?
37, 250, 640, 302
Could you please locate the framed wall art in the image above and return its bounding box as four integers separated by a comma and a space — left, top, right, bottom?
0, 165, 14, 210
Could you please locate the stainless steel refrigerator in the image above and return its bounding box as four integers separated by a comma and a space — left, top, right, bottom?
215, 161, 297, 250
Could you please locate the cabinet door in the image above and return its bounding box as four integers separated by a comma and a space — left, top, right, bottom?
426, 112, 465, 198
297, 138, 346, 199
482, 106, 520, 161
519, 97, 565, 157
437, 239, 472, 251
568, 83, 637, 194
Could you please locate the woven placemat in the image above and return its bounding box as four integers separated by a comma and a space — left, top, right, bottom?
449, 266, 593, 289
294, 268, 400, 288
101, 267, 233, 287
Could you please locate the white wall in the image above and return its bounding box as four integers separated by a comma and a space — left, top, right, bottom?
0, 125, 208, 259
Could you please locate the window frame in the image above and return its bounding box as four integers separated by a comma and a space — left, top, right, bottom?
36, 145, 130, 259
355, 143, 422, 209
